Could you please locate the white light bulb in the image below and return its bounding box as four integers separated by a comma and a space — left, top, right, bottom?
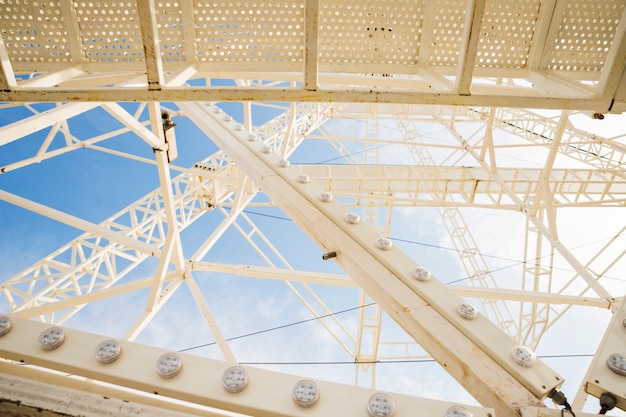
446, 405, 473, 417
345, 212, 360, 224
222, 115, 233, 122
278, 158, 290, 167
38, 326, 65, 351
0, 315, 12, 337
375, 237, 393, 250
222, 365, 249, 393
212, 107, 222, 114
95, 339, 122, 364
511, 345, 536, 367
156, 352, 183, 378
247, 134, 257, 142
367, 393, 396, 417
234, 124, 244, 131
261, 145, 272, 154
607, 353, 626, 376
456, 302, 478, 320
411, 266, 431, 282
319, 192, 333, 202
292, 379, 320, 408
296, 174, 310, 183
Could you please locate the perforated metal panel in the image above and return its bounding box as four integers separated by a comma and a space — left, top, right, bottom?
477, 0, 541, 68
0, 0, 625, 110
427, 0, 466, 66
318, 1, 421, 65
548, 0, 625, 72
74, 1, 144, 63
195, 1, 305, 64
155, 1, 186, 62
0, 0, 73, 63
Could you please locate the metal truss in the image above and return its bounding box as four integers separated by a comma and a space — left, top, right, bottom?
0, 1, 625, 111
1, 1, 626, 417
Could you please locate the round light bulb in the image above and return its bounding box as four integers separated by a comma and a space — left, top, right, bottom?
38, 326, 65, 351
247, 134, 257, 142
95, 339, 122, 364
446, 405, 473, 417
345, 212, 360, 224
292, 379, 320, 408
319, 192, 333, 202
456, 302, 478, 320
234, 124, 244, 131
367, 392, 396, 417
212, 107, 222, 114
222, 365, 249, 393
0, 315, 12, 337
375, 237, 393, 250
411, 266, 431, 282
511, 345, 536, 367
222, 115, 233, 122
261, 145, 272, 154
296, 174, 310, 184
156, 352, 183, 378
278, 158, 290, 167
607, 353, 626, 376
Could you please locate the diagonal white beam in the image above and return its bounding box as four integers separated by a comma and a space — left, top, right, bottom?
0, 189, 159, 257
11, 274, 177, 319
530, 111, 569, 237
180, 101, 562, 417
0, 103, 100, 147
19, 67, 84, 88
185, 275, 237, 363
145, 102, 184, 310
0, 38, 16, 89
165, 66, 197, 87
123, 277, 185, 341
101, 102, 164, 149
137, 0, 165, 89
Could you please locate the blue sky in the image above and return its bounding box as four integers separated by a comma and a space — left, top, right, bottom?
0, 101, 625, 413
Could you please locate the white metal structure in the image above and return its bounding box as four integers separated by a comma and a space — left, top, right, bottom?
0, 1, 625, 417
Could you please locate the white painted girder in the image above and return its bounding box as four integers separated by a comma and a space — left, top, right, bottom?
0, 103, 100, 148
0, 85, 618, 111
0, 316, 495, 417
180, 101, 563, 417
192, 261, 613, 308
300, 165, 626, 208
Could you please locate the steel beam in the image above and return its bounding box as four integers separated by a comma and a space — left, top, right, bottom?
0, 316, 494, 417
0, 103, 100, 147
0, 87, 613, 111
137, 0, 164, 89
180, 101, 563, 417
0, 189, 159, 257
